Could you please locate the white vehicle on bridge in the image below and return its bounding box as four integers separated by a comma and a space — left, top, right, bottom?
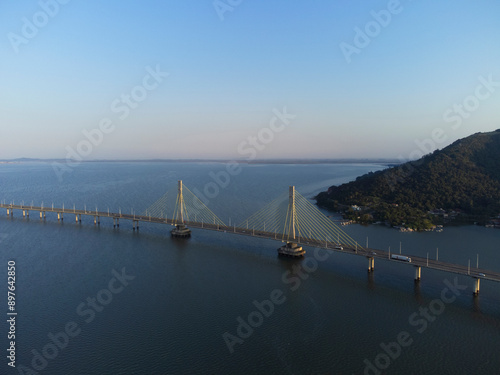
391, 254, 412, 263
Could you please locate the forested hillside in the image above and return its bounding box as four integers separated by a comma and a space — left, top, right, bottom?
316, 130, 500, 229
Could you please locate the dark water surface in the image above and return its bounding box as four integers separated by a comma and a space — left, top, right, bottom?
1, 162, 499, 375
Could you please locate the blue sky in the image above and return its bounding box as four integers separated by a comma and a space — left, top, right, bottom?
1, 0, 499, 160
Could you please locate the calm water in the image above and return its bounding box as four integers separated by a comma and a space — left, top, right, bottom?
1, 162, 499, 375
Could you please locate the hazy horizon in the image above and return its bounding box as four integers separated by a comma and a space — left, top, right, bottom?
0, 156, 401, 163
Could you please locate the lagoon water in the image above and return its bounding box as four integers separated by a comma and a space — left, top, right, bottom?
1, 162, 499, 374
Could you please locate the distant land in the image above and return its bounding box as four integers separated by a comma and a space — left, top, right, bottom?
0, 158, 400, 165
316, 130, 500, 231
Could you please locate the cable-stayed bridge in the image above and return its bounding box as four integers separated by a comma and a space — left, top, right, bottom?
2, 181, 499, 296
143, 182, 361, 252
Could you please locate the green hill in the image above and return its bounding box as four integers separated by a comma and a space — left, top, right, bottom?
316, 130, 500, 230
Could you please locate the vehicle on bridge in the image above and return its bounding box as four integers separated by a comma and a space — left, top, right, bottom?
391, 254, 412, 263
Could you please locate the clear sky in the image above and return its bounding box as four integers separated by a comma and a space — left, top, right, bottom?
1, 0, 499, 160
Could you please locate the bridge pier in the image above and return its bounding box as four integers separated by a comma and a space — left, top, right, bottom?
278, 242, 305, 257
133, 220, 139, 231
473, 278, 480, 296
7, 208, 11, 217
94, 216, 100, 226
367, 257, 374, 272
75, 214, 81, 223
58, 212, 63, 221
171, 224, 191, 238
415, 266, 421, 281
40, 211, 45, 220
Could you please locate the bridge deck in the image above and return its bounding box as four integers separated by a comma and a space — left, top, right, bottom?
2, 203, 500, 283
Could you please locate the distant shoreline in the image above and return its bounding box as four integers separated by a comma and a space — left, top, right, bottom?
0, 158, 401, 166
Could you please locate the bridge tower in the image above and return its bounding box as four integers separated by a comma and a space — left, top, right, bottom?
277, 186, 305, 257
171, 180, 192, 238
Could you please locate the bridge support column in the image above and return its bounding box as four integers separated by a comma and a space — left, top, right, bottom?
116, 218, 119, 227
473, 278, 480, 296
414, 266, 421, 281
367, 257, 374, 272
58, 212, 63, 221
7, 208, 11, 216
40, 211, 45, 220
113, 218, 116, 228
23, 210, 25, 217
133, 220, 139, 231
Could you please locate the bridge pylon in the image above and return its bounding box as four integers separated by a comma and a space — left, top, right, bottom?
278, 186, 305, 257
171, 180, 192, 238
